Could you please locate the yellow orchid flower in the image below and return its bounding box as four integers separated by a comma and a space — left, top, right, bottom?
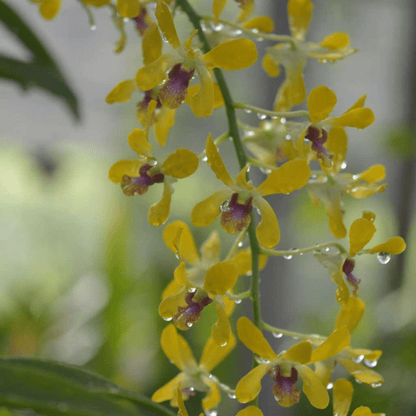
135, 2, 257, 117
315, 212, 406, 304
159, 220, 266, 346
108, 128, 199, 226
191, 134, 310, 248
313, 297, 384, 391
212, 0, 254, 23
332, 378, 385, 416
263, 0, 356, 111
235, 317, 351, 408
29, 0, 61, 19
152, 324, 236, 413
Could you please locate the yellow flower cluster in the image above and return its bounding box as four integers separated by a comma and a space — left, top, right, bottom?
34, 0, 407, 414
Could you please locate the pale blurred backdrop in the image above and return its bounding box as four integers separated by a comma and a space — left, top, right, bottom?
1, 0, 415, 415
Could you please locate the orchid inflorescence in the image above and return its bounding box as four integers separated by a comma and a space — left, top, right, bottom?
33, 0, 406, 415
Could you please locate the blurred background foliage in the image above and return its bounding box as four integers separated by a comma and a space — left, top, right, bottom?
0, 0, 415, 415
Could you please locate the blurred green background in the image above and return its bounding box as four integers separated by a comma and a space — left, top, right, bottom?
0, 0, 415, 415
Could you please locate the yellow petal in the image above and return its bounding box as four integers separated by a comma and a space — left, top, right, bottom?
185, 83, 224, 109
309, 326, 350, 363
235, 364, 271, 403
273, 65, 306, 111
200, 332, 236, 372
211, 302, 232, 346
155, 107, 176, 147
204, 262, 238, 296
287, 0, 314, 40
159, 286, 187, 319
148, 181, 172, 226
337, 358, 384, 385
202, 380, 221, 411
174, 262, 189, 286
320, 32, 350, 50
367, 236, 406, 255
232, 249, 268, 276
155, 1, 181, 50
346, 95, 367, 112
335, 296, 365, 333
257, 159, 311, 196
351, 348, 382, 362
152, 373, 184, 402
357, 164, 385, 183
108, 159, 142, 183
200, 231, 221, 263
161, 324, 197, 371
255, 197, 280, 248
212, 0, 227, 23
202, 39, 258, 70
177, 384, 188, 416
262, 54, 281, 78
135, 54, 177, 91
117, 0, 141, 17
333, 378, 353, 416
297, 365, 329, 409
327, 126, 347, 170
349, 217, 377, 256
242, 16, 275, 33
237, 317, 278, 361
190, 66, 215, 118
40, 0, 61, 19
328, 203, 347, 239
143, 22, 163, 66
236, 0, 254, 22
284, 341, 312, 364
351, 407, 378, 416
128, 128, 152, 157
163, 221, 200, 265
106, 79, 137, 103
236, 406, 263, 416
163, 149, 199, 178
333, 108, 375, 129
205, 134, 235, 187
307, 86, 337, 123
84, 0, 111, 5
314, 361, 333, 387
191, 189, 231, 227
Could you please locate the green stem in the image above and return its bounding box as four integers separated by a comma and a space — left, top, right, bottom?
262, 322, 325, 343
176, 0, 262, 404
234, 102, 310, 120
262, 241, 347, 257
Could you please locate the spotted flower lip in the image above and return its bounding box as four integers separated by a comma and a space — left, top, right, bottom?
235, 316, 350, 409
135, 2, 257, 118
191, 134, 310, 248
108, 128, 199, 226
152, 324, 236, 413
263, 0, 357, 111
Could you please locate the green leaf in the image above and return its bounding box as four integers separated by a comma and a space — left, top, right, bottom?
0, 357, 175, 416
0, 0, 79, 119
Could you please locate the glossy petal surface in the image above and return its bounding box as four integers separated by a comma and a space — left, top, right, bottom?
368, 236, 406, 254
242, 16, 274, 32
117, 0, 140, 17
206, 134, 234, 186
287, 0, 313, 40
320, 32, 350, 50
190, 66, 215, 117
237, 317, 278, 361
155, 1, 181, 50
236, 406, 263, 416
204, 262, 238, 296
202, 380, 221, 411
202, 39, 258, 70
338, 358, 384, 385
284, 341, 312, 364
143, 22, 163, 66
333, 108, 375, 128
106, 79, 137, 103
358, 164, 385, 182
128, 128, 152, 157
262, 54, 281, 77
108, 159, 142, 183
211, 302, 231, 346
152, 373, 184, 402
40, 0, 61, 19
163, 149, 199, 178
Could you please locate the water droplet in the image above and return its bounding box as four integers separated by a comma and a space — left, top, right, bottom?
244, 108, 252, 114
234, 298, 242, 304
272, 332, 283, 338
213, 23, 223, 31
326, 382, 334, 390
57, 403, 69, 412
174, 252, 180, 259
90, 25, 97, 31
206, 409, 218, 416
189, 387, 195, 392
187, 322, 193, 328
123, 17, 130, 22
257, 37, 264, 42
202, 155, 208, 162
257, 112, 267, 120
283, 254, 293, 260
285, 134, 292, 141
228, 393, 236, 399
200, 22, 207, 31
324, 247, 330, 252
352, 174, 359, 180
162, 34, 168, 42
233, 29, 243, 35
245, 130, 255, 137
320, 59, 328, 64
238, 241, 244, 247
163, 316, 173, 321
188, 287, 197, 293
341, 161, 347, 169
208, 374, 219, 383
377, 252, 391, 265
280, 117, 286, 124
292, 336, 299, 340
220, 341, 227, 347
371, 382, 382, 388
246, 165, 251, 172
353, 354, 365, 363
364, 359, 378, 368
355, 378, 363, 384
274, 397, 280, 402
260, 167, 272, 174
220, 200, 229, 212
255, 357, 270, 364
251, 28, 259, 34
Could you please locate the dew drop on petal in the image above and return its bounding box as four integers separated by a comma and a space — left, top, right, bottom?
353, 354, 365, 363
341, 161, 347, 169
228, 393, 237, 399
220, 200, 229, 212
90, 25, 97, 31
206, 409, 218, 416
364, 359, 378, 368
371, 382, 382, 388
187, 322, 193, 327
244, 108, 252, 114
163, 316, 173, 321
123, 17, 129, 22
202, 156, 208, 162
324, 247, 330, 252
233, 29, 243, 35
283, 254, 292, 260
238, 241, 244, 247
355, 378, 363, 384
257, 113, 267, 120
377, 252, 391, 264
245, 130, 255, 137
251, 28, 259, 34
234, 298, 242, 304
280, 117, 286, 124
352, 174, 359, 180
326, 382, 334, 390
285, 134, 292, 141
272, 332, 283, 338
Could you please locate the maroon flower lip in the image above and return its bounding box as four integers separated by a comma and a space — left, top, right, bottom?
220, 193, 253, 234
121, 164, 164, 196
